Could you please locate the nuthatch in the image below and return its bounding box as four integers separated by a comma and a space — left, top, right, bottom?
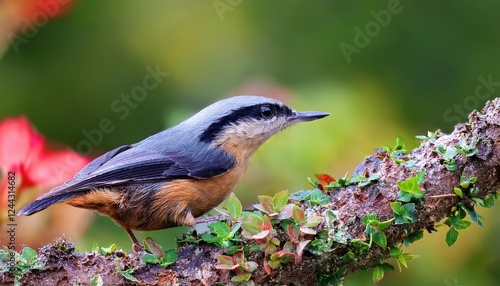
18, 95, 329, 244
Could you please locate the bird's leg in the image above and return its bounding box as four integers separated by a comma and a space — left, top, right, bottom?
125, 228, 139, 244
125, 228, 146, 254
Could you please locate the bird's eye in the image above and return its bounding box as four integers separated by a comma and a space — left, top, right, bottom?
261, 105, 273, 118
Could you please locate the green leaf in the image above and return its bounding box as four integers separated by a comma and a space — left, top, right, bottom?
392, 202, 418, 224
372, 230, 387, 249
267, 259, 281, 269
446, 163, 458, 171
390, 202, 406, 216
229, 222, 241, 237
403, 230, 424, 247
289, 190, 313, 201
200, 233, 217, 243
309, 189, 331, 205
453, 188, 463, 199
461, 206, 484, 227
397, 174, 424, 195
453, 219, 471, 230
397, 191, 414, 202
161, 249, 178, 267
116, 268, 139, 282
443, 148, 458, 161
241, 222, 261, 236
217, 254, 233, 265
445, 227, 459, 246
246, 261, 258, 273
380, 263, 395, 272
272, 190, 289, 212
140, 253, 160, 264
482, 194, 496, 208
305, 216, 323, 228
231, 275, 244, 282
90, 274, 104, 286
341, 251, 356, 263
99, 243, 117, 255
372, 266, 385, 284
416, 171, 425, 184
227, 193, 243, 220
362, 214, 378, 226
389, 246, 402, 258
394, 136, 405, 150
21, 247, 38, 265
209, 222, 231, 238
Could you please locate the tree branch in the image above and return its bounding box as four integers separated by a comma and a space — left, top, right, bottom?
3, 98, 499, 286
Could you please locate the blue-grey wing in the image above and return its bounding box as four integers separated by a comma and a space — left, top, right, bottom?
19, 144, 235, 216
47, 144, 236, 194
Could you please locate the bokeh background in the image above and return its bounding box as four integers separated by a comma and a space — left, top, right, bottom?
1, 1, 500, 285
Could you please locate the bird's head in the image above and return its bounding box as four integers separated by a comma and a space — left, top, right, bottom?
185, 95, 329, 150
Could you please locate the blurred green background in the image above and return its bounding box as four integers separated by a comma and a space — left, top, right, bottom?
2, 1, 500, 285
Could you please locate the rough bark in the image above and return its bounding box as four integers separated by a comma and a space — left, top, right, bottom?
2, 98, 500, 286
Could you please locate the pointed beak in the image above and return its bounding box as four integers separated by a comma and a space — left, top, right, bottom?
289, 111, 330, 123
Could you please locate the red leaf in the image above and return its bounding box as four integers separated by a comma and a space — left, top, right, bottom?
296, 240, 311, 261
286, 224, 299, 240
252, 230, 270, 240
263, 257, 272, 274
315, 173, 335, 185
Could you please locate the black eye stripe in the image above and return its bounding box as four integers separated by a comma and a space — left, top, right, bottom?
199, 103, 293, 143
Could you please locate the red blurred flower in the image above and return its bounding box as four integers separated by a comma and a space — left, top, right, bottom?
0, 116, 89, 223
17, 0, 74, 22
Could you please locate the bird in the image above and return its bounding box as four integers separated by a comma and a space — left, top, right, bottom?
18, 95, 329, 245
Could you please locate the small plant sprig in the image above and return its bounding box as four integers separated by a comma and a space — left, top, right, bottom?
216, 250, 258, 286
0, 247, 44, 286
434, 146, 459, 171
434, 140, 478, 172
311, 172, 381, 191
428, 172, 497, 247
90, 274, 104, 286
253, 190, 290, 218
362, 214, 392, 249
241, 211, 279, 256
372, 259, 395, 285
277, 205, 323, 265
396, 171, 425, 202
415, 130, 441, 141
379, 136, 409, 164
443, 208, 471, 246
139, 238, 178, 268
92, 243, 117, 255
309, 210, 348, 256
201, 221, 242, 249
388, 245, 417, 272
289, 188, 331, 206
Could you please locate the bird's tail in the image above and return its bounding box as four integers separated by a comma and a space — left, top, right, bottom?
17, 185, 88, 216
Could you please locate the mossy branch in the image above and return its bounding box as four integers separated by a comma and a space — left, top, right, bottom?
2, 98, 500, 286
